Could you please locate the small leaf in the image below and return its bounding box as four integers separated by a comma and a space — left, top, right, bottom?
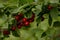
50, 0, 59, 3
12, 19, 17, 26
0, 4, 4, 8
5, 11, 10, 17
53, 21, 60, 27
0, 37, 5, 40
11, 4, 29, 13
23, 25, 31, 30
41, 32, 46, 38
48, 14, 52, 26
50, 8, 59, 19
39, 19, 49, 31
12, 31, 20, 37
36, 16, 41, 26
8, 24, 12, 31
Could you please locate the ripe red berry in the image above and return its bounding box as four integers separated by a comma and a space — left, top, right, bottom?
28, 18, 34, 22
3, 29, 10, 35
48, 5, 52, 10
11, 26, 16, 31
31, 13, 35, 19
30, 19, 34, 22
20, 22, 24, 26
15, 15, 20, 21
22, 18, 27, 22
17, 25, 22, 29
24, 21, 30, 26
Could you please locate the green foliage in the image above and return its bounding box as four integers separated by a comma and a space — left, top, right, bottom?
12, 31, 20, 37
48, 14, 52, 26
53, 21, 60, 27
41, 32, 46, 38
0, 0, 60, 40
50, 8, 59, 20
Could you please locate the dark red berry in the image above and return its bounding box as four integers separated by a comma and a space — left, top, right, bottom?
3, 29, 10, 35
28, 18, 34, 22
17, 22, 23, 29
31, 13, 35, 19
48, 5, 52, 10
18, 13, 24, 19
30, 19, 34, 22
17, 21, 24, 26
15, 15, 20, 21
17, 25, 22, 29
20, 22, 24, 26
24, 21, 30, 26
11, 26, 16, 31
41, 16, 44, 21
22, 18, 27, 22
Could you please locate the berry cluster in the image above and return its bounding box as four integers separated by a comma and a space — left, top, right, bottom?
2, 13, 35, 36
15, 13, 35, 28
3, 29, 10, 36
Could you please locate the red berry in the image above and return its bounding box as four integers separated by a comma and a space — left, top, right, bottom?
48, 5, 52, 10
20, 22, 24, 26
24, 21, 30, 26
11, 26, 16, 31
22, 18, 27, 22
17, 21, 24, 26
17, 25, 22, 29
31, 13, 35, 19
17, 22, 23, 29
15, 15, 19, 21
3, 29, 10, 35
28, 18, 34, 22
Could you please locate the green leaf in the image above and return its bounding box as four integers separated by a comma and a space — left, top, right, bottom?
30, 17, 37, 29
8, 24, 12, 31
0, 0, 19, 7
24, 5, 33, 18
53, 21, 60, 27
49, 0, 59, 3
38, 19, 49, 31
48, 14, 52, 26
50, 8, 59, 20
20, 29, 32, 40
0, 14, 8, 27
19, 0, 34, 6
11, 4, 29, 13
0, 3, 4, 8
41, 32, 46, 38
12, 31, 20, 37
26, 36, 36, 40
4, 8, 11, 17
11, 19, 17, 26
30, 29, 43, 40
36, 16, 41, 26
46, 27, 56, 38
